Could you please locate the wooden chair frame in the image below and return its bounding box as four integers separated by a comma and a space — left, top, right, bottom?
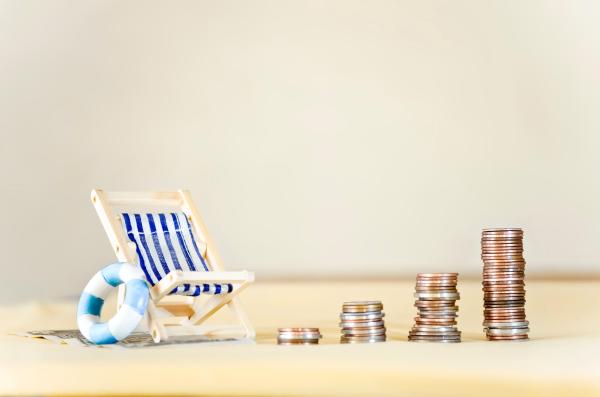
91, 189, 255, 342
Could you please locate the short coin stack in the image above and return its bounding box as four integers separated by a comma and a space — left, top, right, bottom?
408, 273, 461, 343
277, 327, 322, 345
481, 228, 529, 341
339, 301, 386, 343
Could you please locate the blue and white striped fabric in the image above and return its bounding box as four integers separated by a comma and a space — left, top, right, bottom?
121, 212, 233, 297
77, 262, 149, 344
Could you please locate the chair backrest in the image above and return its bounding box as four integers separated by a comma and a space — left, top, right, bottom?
121, 212, 209, 287
92, 190, 227, 278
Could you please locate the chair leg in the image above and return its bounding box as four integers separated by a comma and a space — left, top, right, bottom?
186, 282, 250, 326
146, 301, 168, 342
187, 295, 233, 326
228, 297, 255, 338
148, 283, 254, 342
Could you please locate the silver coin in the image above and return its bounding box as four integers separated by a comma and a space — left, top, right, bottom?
277, 333, 322, 340
339, 312, 384, 321
277, 328, 322, 334
341, 328, 386, 336
409, 338, 461, 343
341, 325, 386, 330
277, 333, 321, 337
409, 331, 460, 338
483, 321, 529, 328
408, 334, 460, 339
410, 325, 461, 331
411, 325, 458, 332
414, 292, 460, 299
277, 335, 321, 341
341, 334, 387, 340
485, 327, 530, 335
339, 320, 385, 328
408, 336, 461, 343
277, 329, 322, 336
277, 335, 322, 341
340, 336, 386, 344
341, 333, 386, 338
277, 340, 319, 345
410, 326, 461, 333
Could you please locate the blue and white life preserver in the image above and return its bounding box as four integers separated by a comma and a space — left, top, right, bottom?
77, 262, 149, 344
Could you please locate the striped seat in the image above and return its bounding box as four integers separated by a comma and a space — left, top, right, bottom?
121, 212, 233, 296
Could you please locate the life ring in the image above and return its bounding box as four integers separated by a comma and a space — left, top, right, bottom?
77, 262, 149, 344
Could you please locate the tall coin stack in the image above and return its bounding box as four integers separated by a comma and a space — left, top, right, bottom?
339, 301, 386, 343
481, 228, 529, 341
408, 273, 461, 343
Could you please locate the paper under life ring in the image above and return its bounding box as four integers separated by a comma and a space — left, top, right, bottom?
77, 262, 149, 344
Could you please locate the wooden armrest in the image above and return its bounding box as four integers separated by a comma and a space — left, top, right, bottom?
176, 270, 254, 283
151, 270, 254, 300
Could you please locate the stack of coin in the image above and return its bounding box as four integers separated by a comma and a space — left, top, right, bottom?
408, 273, 461, 343
277, 327, 322, 345
339, 301, 386, 343
481, 228, 529, 341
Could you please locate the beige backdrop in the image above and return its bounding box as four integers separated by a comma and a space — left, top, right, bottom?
1, 1, 599, 302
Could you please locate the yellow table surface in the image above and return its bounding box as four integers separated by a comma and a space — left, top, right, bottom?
1, 279, 599, 396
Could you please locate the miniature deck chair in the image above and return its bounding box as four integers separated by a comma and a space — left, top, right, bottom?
91, 189, 255, 342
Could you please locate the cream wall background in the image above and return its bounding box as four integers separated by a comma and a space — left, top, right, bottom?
1, 1, 599, 302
